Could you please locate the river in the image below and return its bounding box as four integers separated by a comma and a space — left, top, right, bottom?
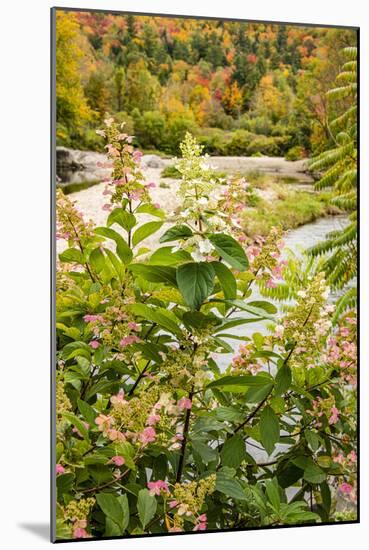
214, 214, 349, 371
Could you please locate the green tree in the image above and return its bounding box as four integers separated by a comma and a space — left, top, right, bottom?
125, 60, 160, 112
85, 70, 111, 121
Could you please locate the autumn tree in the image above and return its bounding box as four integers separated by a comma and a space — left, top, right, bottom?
55, 11, 92, 142
125, 59, 160, 112
221, 81, 243, 118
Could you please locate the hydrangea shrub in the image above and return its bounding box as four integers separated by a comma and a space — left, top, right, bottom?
55, 119, 357, 540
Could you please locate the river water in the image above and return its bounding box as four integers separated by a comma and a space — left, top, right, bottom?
216, 214, 349, 371
217, 214, 351, 477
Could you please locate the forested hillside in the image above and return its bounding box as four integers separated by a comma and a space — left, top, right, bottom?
56, 11, 356, 156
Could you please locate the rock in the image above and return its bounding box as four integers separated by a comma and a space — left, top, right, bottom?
142, 154, 165, 169
56, 147, 109, 184
56, 147, 85, 180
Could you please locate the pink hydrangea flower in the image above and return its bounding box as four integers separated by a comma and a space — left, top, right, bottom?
328, 406, 340, 425
194, 522, 207, 531
153, 203, 161, 209
73, 527, 89, 539
83, 314, 105, 323
127, 322, 140, 331
120, 335, 140, 347
133, 150, 143, 163
111, 390, 126, 405
147, 480, 170, 496
95, 414, 112, 432
339, 482, 353, 495
266, 278, 277, 289
56, 464, 65, 475
110, 455, 125, 467
139, 427, 156, 444
168, 500, 178, 509
107, 429, 126, 442
348, 450, 357, 463
128, 192, 139, 201
274, 324, 284, 338
147, 414, 161, 426
193, 513, 207, 531
146, 182, 156, 188
178, 397, 192, 410
89, 340, 100, 349
102, 204, 112, 211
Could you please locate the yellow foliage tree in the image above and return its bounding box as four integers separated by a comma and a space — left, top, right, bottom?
221, 81, 242, 117
55, 11, 92, 141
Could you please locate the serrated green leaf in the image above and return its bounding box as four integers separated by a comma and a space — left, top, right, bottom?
137, 489, 157, 529
129, 264, 177, 287
176, 262, 215, 310
221, 435, 246, 468
107, 208, 136, 231
159, 224, 193, 243
211, 261, 237, 300
208, 233, 249, 271
260, 406, 280, 455
132, 221, 163, 247
95, 227, 132, 264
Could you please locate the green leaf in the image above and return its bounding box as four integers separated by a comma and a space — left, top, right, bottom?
77, 398, 96, 426
182, 311, 221, 330
316, 456, 332, 469
248, 300, 278, 314
56, 473, 75, 494
62, 412, 90, 441
59, 248, 84, 264
211, 261, 237, 300
192, 439, 218, 464
135, 203, 165, 218
305, 431, 320, 452
129, 264, 177, 287
304, 464, 326, 484
176, 262, 215, 310
132, 221, 163, 247
208, 233, 249, 271
130, 303, 181, 336
221, 435, 246, 468
104, 248, 124, 280
159, 225, 193, 243
215, 406, 243, 422
221, 300, 275, 320
95, 227, 132, 264
137, 488, 157, 529
208, 374, 273, 391
89, 247, 106, 273
107, 208, 136, 232
260, 406, 280, 455
274, 364, 292, 396
265, 479, 280, 512
149, 246, 192, 266
105, 518, 121, 537
117, 494, 130, 532
245, 382, 274, 403
96, 493, 128, 533
216, 472, 247, 500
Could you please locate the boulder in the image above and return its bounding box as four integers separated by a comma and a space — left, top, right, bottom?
142, 154, 165, 169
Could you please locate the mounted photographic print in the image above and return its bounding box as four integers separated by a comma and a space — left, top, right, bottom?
51, 7, 359, 542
